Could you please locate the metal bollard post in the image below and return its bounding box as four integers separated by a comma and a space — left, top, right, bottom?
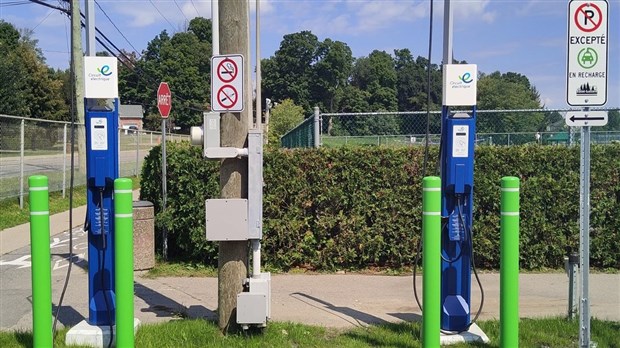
500, 177, 520, 348
422, 176, 441, 348
114, 178, 135, 347
29, 175, 53, 347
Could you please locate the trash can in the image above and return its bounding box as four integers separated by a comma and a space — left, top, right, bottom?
133, 200, 155, 271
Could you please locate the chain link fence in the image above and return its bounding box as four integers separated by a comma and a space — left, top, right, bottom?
0, 114, 188, 205
314, 108, 619, 147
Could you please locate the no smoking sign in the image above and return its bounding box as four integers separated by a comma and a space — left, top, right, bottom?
211, 54, 244, 112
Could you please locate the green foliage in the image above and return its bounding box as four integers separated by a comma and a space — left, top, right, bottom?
119, 18, 213, 131
141, 142, 620, 271
140, 141, 220, 262
477, 71, 544, 133
0, 21, 67, 120
268, 99, 305, 146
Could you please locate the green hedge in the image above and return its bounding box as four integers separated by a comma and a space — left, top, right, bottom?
141, 142, 620, 270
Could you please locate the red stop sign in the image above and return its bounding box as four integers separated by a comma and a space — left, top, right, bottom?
157, 82, 172, 118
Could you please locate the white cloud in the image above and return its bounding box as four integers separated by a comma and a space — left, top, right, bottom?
263, 1, 428, 36
348, 0, 428, 33
452, 0, 497, 24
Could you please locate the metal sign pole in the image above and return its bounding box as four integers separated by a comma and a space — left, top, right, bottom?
579, 119, 591, 348
162, 118, 168, 260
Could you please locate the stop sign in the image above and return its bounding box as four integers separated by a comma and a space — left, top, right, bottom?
157, 82, 172, 118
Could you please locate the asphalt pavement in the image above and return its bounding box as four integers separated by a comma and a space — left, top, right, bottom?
1, 201, 619, 332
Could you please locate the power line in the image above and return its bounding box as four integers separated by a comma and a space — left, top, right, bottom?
28, 0, 206, 113
0, 1, 33, 8
148, 0, 175, 31
189, 0, 200, 16
94, 0, 141, 57
173, 0, 189, 23
32, 8, 54, 31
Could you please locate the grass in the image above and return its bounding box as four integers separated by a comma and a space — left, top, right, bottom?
144, 259, 218, 278
0, 177, 140, 231
0, 317, 618, 347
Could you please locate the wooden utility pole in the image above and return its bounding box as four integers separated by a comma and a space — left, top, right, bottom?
218, 0, 249, 333
70, 0, 86, 174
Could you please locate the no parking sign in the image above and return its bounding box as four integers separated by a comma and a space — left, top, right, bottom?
211, 54, 244, 112
567, 0, 608, 106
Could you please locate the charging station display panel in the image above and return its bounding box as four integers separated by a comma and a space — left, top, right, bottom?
452, 125, 469, 158
90, 118, 108, 151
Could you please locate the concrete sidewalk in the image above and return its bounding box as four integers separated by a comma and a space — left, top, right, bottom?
1, 203, 619, 332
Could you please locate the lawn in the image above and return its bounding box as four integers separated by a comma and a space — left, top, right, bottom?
0, 317, 618, 347
0, 177, 140, 231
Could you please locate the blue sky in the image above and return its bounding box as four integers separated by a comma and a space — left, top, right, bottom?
1, 0, 618, 109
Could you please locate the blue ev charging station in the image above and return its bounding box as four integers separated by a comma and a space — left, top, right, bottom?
439, 64, 479, 333
66, 56, 124, 347
85, 99, 119, 325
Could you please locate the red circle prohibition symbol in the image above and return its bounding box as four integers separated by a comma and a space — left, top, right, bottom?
574, 3, 603, 32
217, 85, 238, 109
217, 58, 238, 83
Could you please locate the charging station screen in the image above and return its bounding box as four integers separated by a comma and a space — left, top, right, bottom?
452, 125, 469, 158
91, 118, 108, 151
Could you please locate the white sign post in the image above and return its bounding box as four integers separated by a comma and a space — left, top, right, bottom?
211, 54, 244, 112
567, 0, 608, 106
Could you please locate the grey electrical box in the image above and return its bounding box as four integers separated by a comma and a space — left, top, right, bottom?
205, 199, 248, 241
250, 273, 271, 319
237, 293, 267, 326
204, 112, 220, 149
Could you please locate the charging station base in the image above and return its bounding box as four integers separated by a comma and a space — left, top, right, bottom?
65, 318, 140, 348
439, 323, 489, 345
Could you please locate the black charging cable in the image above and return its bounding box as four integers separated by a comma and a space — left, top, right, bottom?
99, 189, 114, 348
413, 195, 485, 334
439, 198, 485, 335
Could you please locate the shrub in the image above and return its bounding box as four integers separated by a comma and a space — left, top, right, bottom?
141, 143, 620, 270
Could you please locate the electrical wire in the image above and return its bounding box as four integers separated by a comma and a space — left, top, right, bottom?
173, 0, 189, 23
51, 0, 77, 340
94, 0, 141, 57
189, 0, 200, 16
149, 0, 176, 31
30, 0, 207, 114
439, 198, 484, 335
412, 0, 485, 333
32, 8, 54, 31
412, 0, 435, 313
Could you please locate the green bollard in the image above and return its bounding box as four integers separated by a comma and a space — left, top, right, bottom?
114, 178, 135, 348
500, 177, 520, 348
28, 175, 53, 347
422, 176, 441, 348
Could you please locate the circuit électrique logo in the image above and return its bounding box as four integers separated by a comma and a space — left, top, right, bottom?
459, 72, 473, 84
97, 65, 112, 76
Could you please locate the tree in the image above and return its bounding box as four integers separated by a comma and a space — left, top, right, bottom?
477, 71, 543, 133
312, 39, 353, 112
351, 50, 398, 111
262, 31, 354, 113
118, 18, 213, 131
601, 109, 620, 131
0, 22, 67, 121
267, 99, 304, 146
